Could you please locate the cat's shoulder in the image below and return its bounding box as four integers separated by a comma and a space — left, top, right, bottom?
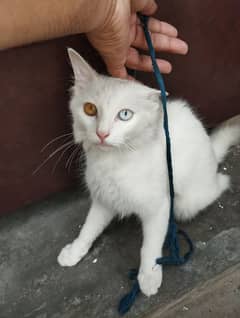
167, 98, 193, 112
164, 98, 207, 138
167, 98, 202, 123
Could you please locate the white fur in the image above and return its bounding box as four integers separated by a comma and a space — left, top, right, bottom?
58, 49, 240, 297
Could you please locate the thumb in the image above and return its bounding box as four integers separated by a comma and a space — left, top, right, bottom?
131, 0, 157, 15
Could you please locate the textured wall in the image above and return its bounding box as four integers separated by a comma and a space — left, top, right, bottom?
0, 0, 239, 214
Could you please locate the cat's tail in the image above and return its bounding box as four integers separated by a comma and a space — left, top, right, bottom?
210, 114, 240, 163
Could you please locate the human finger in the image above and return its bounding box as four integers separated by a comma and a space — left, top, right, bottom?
125, 47, 172, 73
147, 17, 178, 37
132, 25, 188, 54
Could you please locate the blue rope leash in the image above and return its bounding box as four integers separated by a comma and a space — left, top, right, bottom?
118, 15, 194, 316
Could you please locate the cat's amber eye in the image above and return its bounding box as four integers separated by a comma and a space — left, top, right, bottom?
83, 102, 97, 116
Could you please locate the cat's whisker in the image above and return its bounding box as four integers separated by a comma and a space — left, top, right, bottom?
77, 147, 85, 159
66, 145, 83, 173
122, 142, 130, 151
51, 143, 76, 174
109, 137, 137, 153
124, 139, 137, 152
126, 143, 136, 152
68, 149, 81, 173
77, 149, 86, 162
77, 167, 86, 178
65, 148, 78, 171
32, 140, 74, 175
41, 133, 73, 152
111, 139, 135, 153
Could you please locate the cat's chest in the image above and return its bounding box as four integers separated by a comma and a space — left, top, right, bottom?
85, 148, 165, 214
85, 152, 151, 213
86, 158, 132, 210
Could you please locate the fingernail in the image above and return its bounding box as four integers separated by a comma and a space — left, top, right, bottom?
180, 42, 189, 54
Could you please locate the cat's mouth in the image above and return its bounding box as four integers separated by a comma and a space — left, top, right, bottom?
92, 140, 113, 148
96, 142, 112, 148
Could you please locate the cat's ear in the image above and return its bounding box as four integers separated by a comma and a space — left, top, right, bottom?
148, 88, 169, 99
147, 89, 169, 109
148, 89, 169, 101
67, 48, 97, 88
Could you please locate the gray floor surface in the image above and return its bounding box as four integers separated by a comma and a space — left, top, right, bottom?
0, 146, 240, 318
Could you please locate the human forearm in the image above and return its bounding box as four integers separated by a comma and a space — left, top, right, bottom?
0, 0, 112, 49
0, 0, 189, 78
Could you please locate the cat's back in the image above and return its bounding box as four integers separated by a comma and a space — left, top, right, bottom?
165, 99, 217, 185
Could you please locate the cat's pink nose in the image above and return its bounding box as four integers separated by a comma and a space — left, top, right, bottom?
96, 131, 110, 143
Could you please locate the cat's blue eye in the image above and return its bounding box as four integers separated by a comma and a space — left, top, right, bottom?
118, 109, 134, 121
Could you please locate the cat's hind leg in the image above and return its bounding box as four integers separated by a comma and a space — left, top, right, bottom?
58, 200, 114, 267
174, 172, 230, 222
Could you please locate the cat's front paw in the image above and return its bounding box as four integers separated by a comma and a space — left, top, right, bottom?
57, 242, 88, 267
138, 265, 162, 297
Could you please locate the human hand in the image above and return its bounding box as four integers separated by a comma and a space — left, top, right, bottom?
0, 0, 187, 79
87, 0, 188, 78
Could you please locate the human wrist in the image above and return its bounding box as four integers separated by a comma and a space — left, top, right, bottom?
43, 0, 114, 39
69, 0, 118, 35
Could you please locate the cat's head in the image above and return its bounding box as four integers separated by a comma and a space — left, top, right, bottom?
68, 48, 162, 152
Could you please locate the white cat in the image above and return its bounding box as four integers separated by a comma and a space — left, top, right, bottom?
58, 48, 240, 297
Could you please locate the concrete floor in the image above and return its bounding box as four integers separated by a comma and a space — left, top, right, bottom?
147, 263, 240, 318
0, 146, 240, 318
